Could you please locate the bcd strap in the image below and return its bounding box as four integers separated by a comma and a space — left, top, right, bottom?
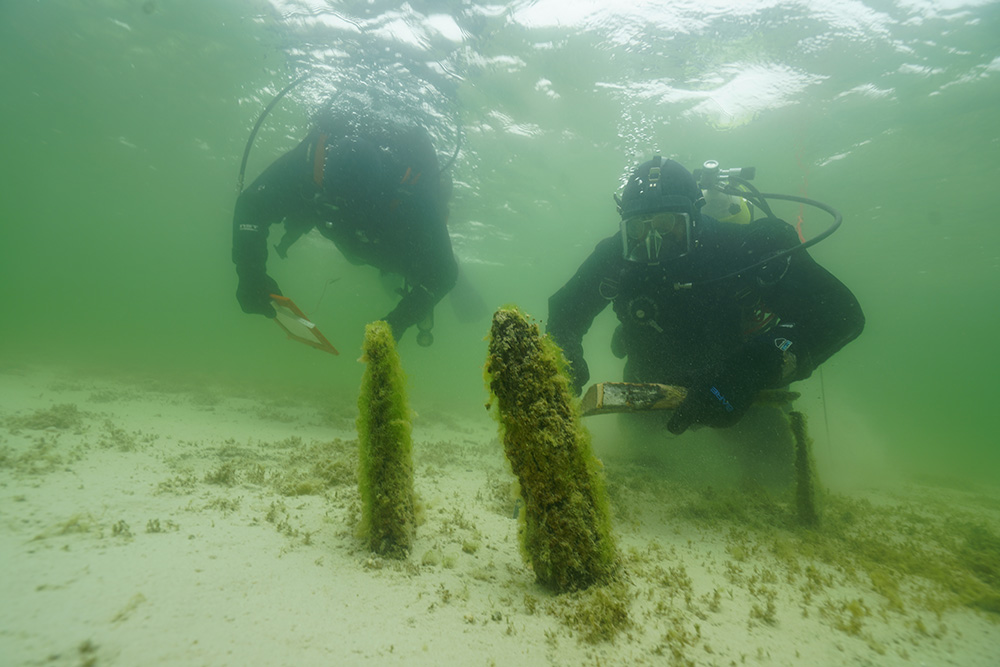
400, 166, 422, 186
391, 165, 423, 210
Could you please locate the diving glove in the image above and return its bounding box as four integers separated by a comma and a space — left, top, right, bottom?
667, 328, 796, 434
236, 270, 281, 318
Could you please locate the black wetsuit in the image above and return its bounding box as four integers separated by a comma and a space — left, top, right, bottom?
232, 119, 457, 339
547, 216, 865, 395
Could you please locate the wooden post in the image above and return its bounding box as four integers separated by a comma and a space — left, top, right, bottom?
356, 321, 415, 558
486, 307, 619, 592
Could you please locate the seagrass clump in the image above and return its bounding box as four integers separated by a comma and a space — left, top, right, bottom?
485, 306, 618, 592
356, 321, 415, 558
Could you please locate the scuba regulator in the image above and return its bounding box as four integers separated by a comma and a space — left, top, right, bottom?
695, 160, 756, 224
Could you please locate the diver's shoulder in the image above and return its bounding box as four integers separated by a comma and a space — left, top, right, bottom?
694, 214, 746, 248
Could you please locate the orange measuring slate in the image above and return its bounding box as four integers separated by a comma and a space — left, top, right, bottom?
269, 294, 339, 356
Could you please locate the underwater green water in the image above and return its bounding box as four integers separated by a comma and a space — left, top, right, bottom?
1, 0, 998, 482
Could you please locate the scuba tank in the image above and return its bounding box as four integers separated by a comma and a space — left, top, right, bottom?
696, 160, 754, 224
678, 159, 843, 290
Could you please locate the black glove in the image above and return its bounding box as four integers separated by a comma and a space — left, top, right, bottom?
667, 332, 791, 435
383, 284, 436, 342
236, 270, 281, 318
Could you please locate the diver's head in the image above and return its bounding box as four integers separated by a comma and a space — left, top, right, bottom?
618, 157, 703, 264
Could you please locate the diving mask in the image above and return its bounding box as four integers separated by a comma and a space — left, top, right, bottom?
621, 211, 692, 264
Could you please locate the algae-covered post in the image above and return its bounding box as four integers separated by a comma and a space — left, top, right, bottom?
356, 320, 415, 558
790, 411, 820, 526
485, 306, 619, 592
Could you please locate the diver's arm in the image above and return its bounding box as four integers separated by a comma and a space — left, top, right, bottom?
546, 235, 621, 393
382, 197, 459, 340
667, 219, 864, 434
232, 146, 312, 269
749, 218, 865, 382
232, 142, 314, 315
772, 257, 865, 380
273, 220, 314, 259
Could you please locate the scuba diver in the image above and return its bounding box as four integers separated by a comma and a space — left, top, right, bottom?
546, 156, 864, 478
232, 99, 459, 346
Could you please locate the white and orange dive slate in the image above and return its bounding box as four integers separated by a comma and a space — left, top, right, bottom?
269, 294, 339, 356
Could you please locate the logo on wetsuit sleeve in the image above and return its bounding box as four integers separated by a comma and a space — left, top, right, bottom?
774, 337, 793, 352
710, 386, 735, 412
239, 223, 259, 233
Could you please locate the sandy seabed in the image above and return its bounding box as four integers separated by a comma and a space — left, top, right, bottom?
1, 365, 998, 667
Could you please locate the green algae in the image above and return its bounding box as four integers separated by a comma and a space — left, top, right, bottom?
6, 403, 84, 431
485, 306, 619, 592
550, 580, 633, 643
271, 438, 356, 496
356, 320, 415, 559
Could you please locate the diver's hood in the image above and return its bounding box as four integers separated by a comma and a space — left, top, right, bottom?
619, 157, 703, 220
